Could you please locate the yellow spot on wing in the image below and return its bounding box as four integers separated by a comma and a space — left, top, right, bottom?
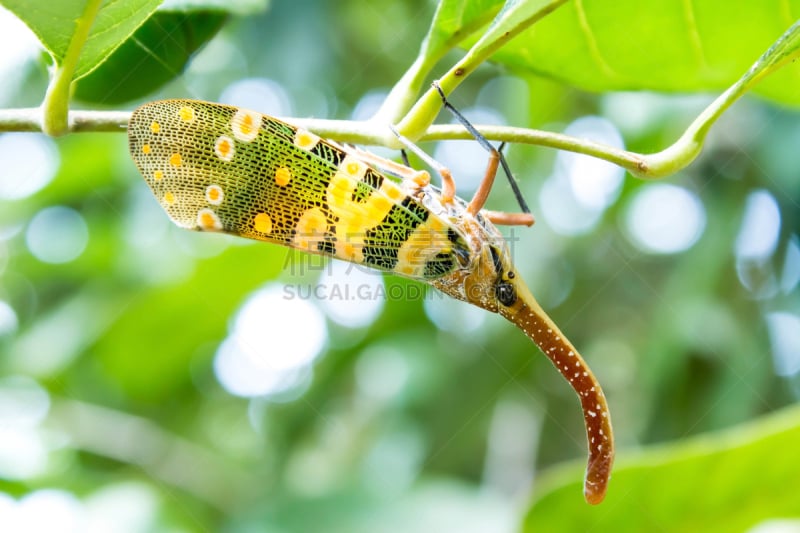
384, 183, 404, 201
254, 213, 272, 234
294, 129, 320, 150
345, 161, 361, 176
169, 153, 182, 167
371, 196, 391, 212
337, 156, 365, 180
326, 157, 400, 263
197, 208, 222, 230
396, 218, 450, 278
153, 170, 163, 181
150, 121, 160, 133
214, 135, 234, 161
205, 184, 224, 205
231, 109, 261, 142
142, 144, 151, 154
294, 208, 328, 251
342, 242, 356, 259
164, 191, 175, 205
275, 167, 292, 187
179, 106, 195, 122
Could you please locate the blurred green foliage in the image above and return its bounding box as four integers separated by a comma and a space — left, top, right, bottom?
1, 1, 799, 532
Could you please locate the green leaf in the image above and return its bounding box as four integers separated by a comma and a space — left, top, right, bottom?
460, 0, 568, 75
523, 404, 800, 531
479, 0, 800, 105
420, 0, 504, 61
0, 0, 163, 81
74, 11, 227, 104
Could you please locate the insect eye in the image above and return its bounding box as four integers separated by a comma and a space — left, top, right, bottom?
496, 281, 517, 306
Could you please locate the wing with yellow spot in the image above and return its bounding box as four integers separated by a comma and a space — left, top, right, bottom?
128, 99, 471, 280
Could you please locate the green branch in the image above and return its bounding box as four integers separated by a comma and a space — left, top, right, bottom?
0, 108, 131, 133
2, 17, 799, 181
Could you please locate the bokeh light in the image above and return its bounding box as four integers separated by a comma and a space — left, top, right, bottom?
781, 237, 800, 294
540, 116, 625, 235
214, 284, 327, 398
0, 299, 18, 336
5, 489, 85, 533
0, 377, 50, 480
424, 290, 486, 334
351, 90, 388, 121
316, 259, 384, 328
355, 344, 410, 402
736, 189, 781, 261
0, 134, 59, 201
25, 206, 89, 264
219, 77, 292, 116
624, 183, 706, 254
0, 7, 42, 105
766, 312, 800, 378
539, 170, 604, 235
82, 483, 159, 533
561, 116, 625, 211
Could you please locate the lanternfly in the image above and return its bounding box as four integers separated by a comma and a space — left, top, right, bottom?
128, 89, 615, 504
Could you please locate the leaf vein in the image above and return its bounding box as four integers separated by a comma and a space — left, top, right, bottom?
574, 0, 617, 79
779, 0, 794, 27
682, 0, 707, 69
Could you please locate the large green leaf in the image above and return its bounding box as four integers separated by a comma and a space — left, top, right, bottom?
463, 0, 800, 105
523, 404, 800, 531
0, 0, 163, 80
74, 11, 227, 104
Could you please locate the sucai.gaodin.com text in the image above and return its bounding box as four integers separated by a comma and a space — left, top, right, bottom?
282, 282, 449, 301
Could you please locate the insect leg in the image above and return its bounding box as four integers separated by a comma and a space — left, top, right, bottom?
483, 210, 535, 226
432, 81, 532, 216
388, 125, 456, 204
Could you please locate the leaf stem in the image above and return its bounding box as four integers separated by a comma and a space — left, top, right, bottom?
372, 1, 504, 124
396, 0, 570, 141
41, 0, 104, 136
641, 18, 800, 178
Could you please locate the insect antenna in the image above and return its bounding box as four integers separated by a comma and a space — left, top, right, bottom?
432, 81, 531, 215
400, 148, 411, 167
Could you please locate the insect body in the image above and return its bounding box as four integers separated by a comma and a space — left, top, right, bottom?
128, 99, 614, 504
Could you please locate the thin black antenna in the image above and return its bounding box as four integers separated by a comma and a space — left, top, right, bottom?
400, 149, 411, 168
432, 81, 530, 214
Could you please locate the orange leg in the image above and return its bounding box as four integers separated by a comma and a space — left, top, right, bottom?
466, 148, 533, 226
432, 81, 532, 215
483, 210, 535, 226
466, 146, 499, 216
